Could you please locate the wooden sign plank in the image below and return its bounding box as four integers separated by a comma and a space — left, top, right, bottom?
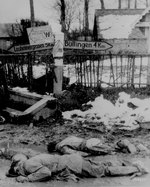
10, 42, 54, 53
64, 40, 112, 51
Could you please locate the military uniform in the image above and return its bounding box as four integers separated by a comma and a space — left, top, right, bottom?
7, 153, 147, 183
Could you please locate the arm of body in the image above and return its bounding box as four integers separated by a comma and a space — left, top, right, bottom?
16, 166, 51, 182
60, 146, 89, 157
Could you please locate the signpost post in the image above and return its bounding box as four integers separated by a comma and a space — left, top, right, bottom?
52, 33, 64, 95
10, 25, 113, 95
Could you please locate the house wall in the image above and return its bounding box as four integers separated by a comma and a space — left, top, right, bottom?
105, 38, 147, 54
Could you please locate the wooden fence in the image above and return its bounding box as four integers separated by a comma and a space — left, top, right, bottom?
64, 54, 149, 88
0, 53, 54, 92
0, 53, 150, 91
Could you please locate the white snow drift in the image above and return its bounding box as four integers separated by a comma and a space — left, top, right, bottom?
63, 92, 150, 130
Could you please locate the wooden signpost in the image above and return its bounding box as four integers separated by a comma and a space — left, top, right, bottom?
10, 42, 54, 53
10, 25, 55, 53
9, 23, 113, 95
27, 25, 55, 45
64, 40, 112, 51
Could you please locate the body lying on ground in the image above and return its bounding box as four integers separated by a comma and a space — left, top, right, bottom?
47, 136, 114, 156
6, 152, 148, 183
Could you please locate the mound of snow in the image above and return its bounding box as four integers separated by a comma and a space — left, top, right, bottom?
63, 92, 150, 130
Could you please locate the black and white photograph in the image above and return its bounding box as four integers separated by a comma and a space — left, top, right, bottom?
0, 0, 150, 186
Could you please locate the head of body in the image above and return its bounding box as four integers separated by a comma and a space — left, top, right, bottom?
47, 141, 57, 153
6, 153, 28, 177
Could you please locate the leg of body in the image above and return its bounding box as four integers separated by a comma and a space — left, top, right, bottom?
105, 166, 139, 176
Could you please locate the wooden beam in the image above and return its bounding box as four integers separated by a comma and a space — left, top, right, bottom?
135, 22, 150, 27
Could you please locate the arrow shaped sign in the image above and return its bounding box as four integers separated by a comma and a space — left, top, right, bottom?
64, 40, 112, 51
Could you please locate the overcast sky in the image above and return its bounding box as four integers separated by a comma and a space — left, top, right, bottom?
0, 0, 62, 31
0, 0, 148, 32
0, 0, 51, 22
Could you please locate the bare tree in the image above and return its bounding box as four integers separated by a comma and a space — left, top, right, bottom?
100, 0, 105, 9
29, 0, 35, 27
77, 10, 84, 32
84, 0, 89, 33
127, 0, 130, 8
135, 0, 137, 8
54, 0, 82, 35
118, 0, 121, 9
65, 1, 80, 32
55, 0, 66, 33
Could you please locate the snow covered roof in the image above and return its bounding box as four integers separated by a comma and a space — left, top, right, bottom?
133, 6, 150, 26
95, 9, 145, 39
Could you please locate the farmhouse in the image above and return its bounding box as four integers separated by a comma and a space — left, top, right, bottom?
93, 8, 150, 54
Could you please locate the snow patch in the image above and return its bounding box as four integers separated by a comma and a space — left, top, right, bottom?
63, 92, 150, 130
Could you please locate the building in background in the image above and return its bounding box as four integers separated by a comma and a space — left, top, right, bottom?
93, 7, 150, 54
0, 23, 21, 53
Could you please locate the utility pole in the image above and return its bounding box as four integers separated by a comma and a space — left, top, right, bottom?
30, 0, 35, 27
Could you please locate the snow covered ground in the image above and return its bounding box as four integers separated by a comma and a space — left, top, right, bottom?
11, 56, 150, 131
63, 92, 150, 131
22, 63, 47, 79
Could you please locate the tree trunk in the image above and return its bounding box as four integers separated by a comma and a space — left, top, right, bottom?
146, 0, 148, 7
60, 0, 66, 33
84, 0, 89, 35
29, 0, 35, 27
100, 0, 105, 9
134, 0, 137, 9
118, 0, 121, 9
128, 0, 130, 9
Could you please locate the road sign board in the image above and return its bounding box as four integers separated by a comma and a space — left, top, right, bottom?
10, 42, 54, 53
64, 40, 112, 51
27, 25, 55, 45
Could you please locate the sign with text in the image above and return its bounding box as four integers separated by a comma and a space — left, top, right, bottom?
64, 40, 112, 51
11, 42, 54, 53
27, 25, 55, 45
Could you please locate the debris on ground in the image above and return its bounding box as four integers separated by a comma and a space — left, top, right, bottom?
0, 116, 5, 124
62, 91, 150, 131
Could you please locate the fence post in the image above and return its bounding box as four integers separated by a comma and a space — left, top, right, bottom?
147, 29, 150, 86
28, 53, 33, 91
52, 33, 64, 95
131, 56, 135, 88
